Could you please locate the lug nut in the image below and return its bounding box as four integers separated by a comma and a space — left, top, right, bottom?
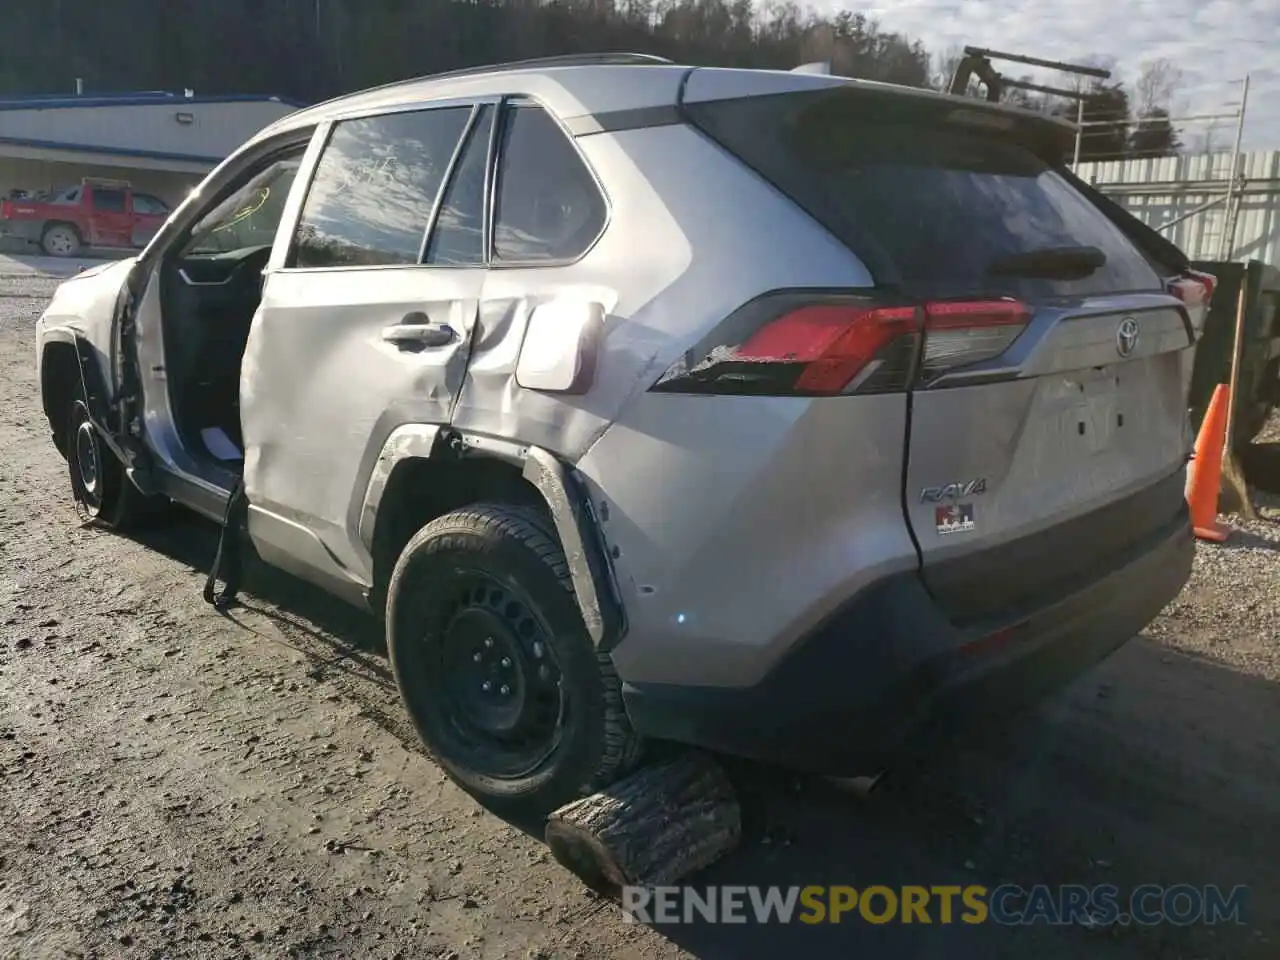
533, 643, 543, 659
485, 638, 494, 649
500, 685, 510, 696
500, 657, 511, 668
473, 652, 482, 663
482, 681, 492, 692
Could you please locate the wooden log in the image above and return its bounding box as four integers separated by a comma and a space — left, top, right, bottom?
544, 751, 741, 891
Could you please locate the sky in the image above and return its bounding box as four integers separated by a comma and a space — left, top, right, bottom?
855, 0, 1278, 153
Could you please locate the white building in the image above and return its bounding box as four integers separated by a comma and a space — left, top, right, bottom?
0, 90, 303, 209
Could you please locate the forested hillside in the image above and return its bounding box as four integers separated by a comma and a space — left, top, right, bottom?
0, 0, 930, 101
1, 0, 1181, 160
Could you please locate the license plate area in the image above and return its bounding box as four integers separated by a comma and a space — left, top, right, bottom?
1055, 368, 1121, 455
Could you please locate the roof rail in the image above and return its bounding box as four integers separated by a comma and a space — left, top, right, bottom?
451, 52, 672, 76
294, 53, 674, 116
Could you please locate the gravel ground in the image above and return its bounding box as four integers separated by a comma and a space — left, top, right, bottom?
2, 264, 1279, 959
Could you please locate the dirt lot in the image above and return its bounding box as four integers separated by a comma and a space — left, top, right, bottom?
2, 264, 1279, 960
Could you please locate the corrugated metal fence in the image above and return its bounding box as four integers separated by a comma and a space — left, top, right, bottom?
1076, 150, 1280, 266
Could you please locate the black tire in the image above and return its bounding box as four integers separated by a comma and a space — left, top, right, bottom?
41, 223, 81, 258
386, 503, 641, 818
65, 390, 164, 529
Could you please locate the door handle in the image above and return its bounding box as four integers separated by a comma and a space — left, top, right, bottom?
380, 315, 456, 349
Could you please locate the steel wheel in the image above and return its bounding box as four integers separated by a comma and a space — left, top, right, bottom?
428, 571, 565, 779
387, 503, 641, 818
42, 225, 80, 257
67, 399, 114, 519
63, 393, 164, 530
72, 415, 103, 511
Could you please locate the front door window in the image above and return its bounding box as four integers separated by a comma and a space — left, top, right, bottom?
184, 158, 302, 256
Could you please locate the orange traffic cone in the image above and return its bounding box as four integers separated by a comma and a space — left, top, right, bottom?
1186, 384, 1231, 542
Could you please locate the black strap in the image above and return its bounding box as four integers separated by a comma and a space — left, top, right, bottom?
204, 477, 248, 610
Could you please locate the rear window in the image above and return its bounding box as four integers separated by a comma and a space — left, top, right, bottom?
685, 90, 1163, 300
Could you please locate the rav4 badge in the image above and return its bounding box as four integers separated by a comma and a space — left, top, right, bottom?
920, 478, 988, 504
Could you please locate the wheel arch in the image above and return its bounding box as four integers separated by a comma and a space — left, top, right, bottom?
40, 330, 108, 458
363, 427, 627, 652
42, 219, 82, 238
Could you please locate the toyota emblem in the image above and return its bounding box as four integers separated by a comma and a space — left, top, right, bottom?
1116, 317, 1140, 358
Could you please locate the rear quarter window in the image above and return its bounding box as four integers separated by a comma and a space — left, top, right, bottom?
686, 90, 1163, 300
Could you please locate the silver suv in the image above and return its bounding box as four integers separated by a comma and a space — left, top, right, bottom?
35, 54, 1209, 816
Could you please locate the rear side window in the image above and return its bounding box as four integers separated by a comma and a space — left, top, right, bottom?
93, 188, 127, 213
292, 107, 470, 268
686, 90, 1163, 300
492, 105, 606, 263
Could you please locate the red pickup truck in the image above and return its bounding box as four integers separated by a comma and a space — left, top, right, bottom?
0, 178, 171, 257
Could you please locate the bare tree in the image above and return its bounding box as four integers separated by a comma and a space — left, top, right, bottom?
1133, 57, 1184, 117
931, 44, 967, 93
1129, 57, 1185, 157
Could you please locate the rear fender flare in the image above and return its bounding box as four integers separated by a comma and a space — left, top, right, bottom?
358, 427, 627, 652
520, 445, 627, 652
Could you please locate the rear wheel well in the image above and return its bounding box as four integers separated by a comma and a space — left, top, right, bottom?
370, 456, 550, 613
42, 220, 82, 241
41, 342, 80, 458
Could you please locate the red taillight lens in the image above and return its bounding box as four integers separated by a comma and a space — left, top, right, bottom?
652, 296, 922, 396
737, 303, 920, 394
651, 293, 1030, 397
0, 199, 11, 219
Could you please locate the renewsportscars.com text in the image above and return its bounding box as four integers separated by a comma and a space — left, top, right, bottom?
621, 884, 1250, 927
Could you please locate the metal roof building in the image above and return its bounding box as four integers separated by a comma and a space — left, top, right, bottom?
1077, 150, 1280, 267
0, 90, 303, 210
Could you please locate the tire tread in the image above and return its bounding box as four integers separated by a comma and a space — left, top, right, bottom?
389, 502, 641, 809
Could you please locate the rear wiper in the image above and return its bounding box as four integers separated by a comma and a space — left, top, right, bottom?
985, 245, 1107, 280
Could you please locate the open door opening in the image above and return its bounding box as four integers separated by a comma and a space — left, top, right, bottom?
154, 147, 305, 482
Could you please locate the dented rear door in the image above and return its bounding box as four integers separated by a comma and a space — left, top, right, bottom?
242, 101, 493, 589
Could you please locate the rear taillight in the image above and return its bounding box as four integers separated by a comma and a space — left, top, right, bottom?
0, 200, 11, 219
650, 292, 1030, 396
1168, 270, 1216, 310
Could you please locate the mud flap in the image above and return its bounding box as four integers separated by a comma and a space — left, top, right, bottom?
204, 478, 249, 610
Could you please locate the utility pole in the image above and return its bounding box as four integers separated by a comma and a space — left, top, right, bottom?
1073, 98, 1085, 168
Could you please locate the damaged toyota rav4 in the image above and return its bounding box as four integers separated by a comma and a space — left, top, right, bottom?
35, 54, 1211, 817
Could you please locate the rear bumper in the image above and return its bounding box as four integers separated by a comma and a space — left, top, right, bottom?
621, 498, 1193, 775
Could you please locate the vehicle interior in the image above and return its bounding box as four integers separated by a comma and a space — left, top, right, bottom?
157, 148, 306, 475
